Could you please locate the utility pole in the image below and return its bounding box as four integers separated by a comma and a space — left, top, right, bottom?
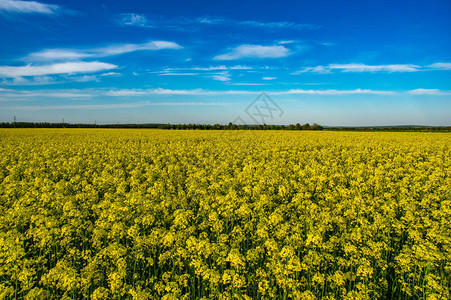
13, 115, 16, 128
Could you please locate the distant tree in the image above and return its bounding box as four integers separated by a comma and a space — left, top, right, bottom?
311, 123, 323, 130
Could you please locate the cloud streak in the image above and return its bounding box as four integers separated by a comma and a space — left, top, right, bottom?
0, 62, 117, 77
160, 65, 254, 72
214, 45, 291, 60
104, 88, 396, 96
408, 89, 451, 96
7, 101, 228, 110
5, 87, 449, 103
272, 88, 395, 95
117, 14, 319, 31
0, 0, 61, 14
295, 63, 421, 74
295, 62, 451, 74
428, 63, 451, 70
119, 13, 148, 27
26, 41, 183, 62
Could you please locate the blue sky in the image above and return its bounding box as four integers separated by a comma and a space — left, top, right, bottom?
0, 0, 450, 126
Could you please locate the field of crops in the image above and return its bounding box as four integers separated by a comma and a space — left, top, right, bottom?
0, 129, 450, 299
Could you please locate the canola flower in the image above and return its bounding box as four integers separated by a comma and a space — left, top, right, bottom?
0, 129, 450, 299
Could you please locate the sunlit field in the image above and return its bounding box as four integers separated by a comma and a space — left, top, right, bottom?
0, 129, 450, 299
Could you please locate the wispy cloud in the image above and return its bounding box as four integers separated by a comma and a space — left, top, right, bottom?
428, 63, 451, 70
295, 62, 451, 74
212, 71, 231, 81
151, 65, 256, 78
119, 13, 148, 27
5, 87, 447, 103
158, 72, 199, 76
0, 88, 95, 99
161, 65, 253, 72
97, 41, 182, 56
278, 40, 296, 45
104, 88, 257, 96
0, 0, 61, 14
0, 61, 117, 77
117, 14, 319, 31
26, 41, 183, 62
262, 77, 276, 80
103, 87, 396, 96
228, 83, 268, 86
238, 20, 319, 30
294, 65, 330, 74
329, 64, 420, 72
295, 63, 421, 74
408, 88, 451, 96
272, 88, 396, 95
214, 45, 291, 60
26, 49, 89, 61
7, 101, 228, 110
100, 72, 121, 77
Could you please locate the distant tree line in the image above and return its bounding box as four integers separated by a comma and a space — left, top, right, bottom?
156, 122, 323, 130
328, 126, 451, 132
1, 122, 450, 131
0, 122, 324, 130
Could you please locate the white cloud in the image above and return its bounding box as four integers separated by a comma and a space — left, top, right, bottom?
262, 77, 276, 80
158, 72, 199, 76
26, 41, 183, 62
0, 61, 117, 77
26, 49, 90, 61
428, 63, 451, 70
103, 88, 395, 97
161, 65, 253, 72
272, 88, 396, 95
104, 88, 257, 96
32, 92, 93, 98
408, 88, 451, 96
8, 101, 228, 110
100, 72, 121, 77
0, 74, 104, 85
104, 90, 149, 97
295, 63, 421, 74
329, 64, 420, 72
212, 75, 230, 81
119, 13, 148, 27
214, 45, 290, 60
0, 0, 60, 14
212, 71, 231, 81
68, 75, 99, 82
278, 40, 295, 44
0, 88, 94, 99
120, 15, 319, 32
239, 21, 319, 30
228, 83, 268, 86
294, 66, 330, 74
97, 41, 182, 56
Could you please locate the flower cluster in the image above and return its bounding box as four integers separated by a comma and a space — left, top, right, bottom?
0, 129, 449, 299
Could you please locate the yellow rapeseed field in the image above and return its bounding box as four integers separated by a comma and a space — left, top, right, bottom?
0, 129, 450, 299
